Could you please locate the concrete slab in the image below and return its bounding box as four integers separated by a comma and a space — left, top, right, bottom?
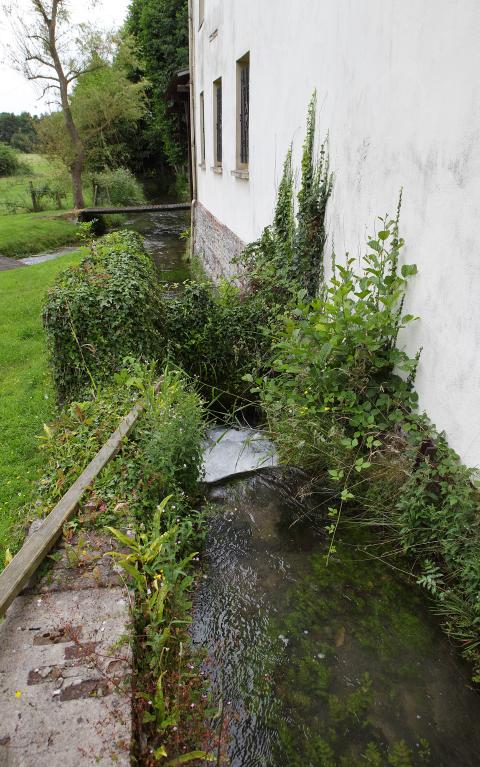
0, 534, 133, 766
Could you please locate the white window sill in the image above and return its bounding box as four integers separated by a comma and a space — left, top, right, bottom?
231, 169, 249, 180
211, 166, 223, 175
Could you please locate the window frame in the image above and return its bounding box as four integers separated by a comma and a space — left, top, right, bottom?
213, 77, 222, 169
236, 52, 250, 171
199, 91, 206, 167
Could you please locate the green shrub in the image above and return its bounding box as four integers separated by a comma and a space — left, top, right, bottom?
260, 213, 420, 464
92, 167, 146, 206
10, 131, 36, 154
133, 368, 205, 501
0, 143, 20, 176
160, 281, 272, 408
43, 231, 163, 401
251, 198, 480, 678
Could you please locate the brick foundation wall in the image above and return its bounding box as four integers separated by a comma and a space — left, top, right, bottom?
193, 202, 246, 283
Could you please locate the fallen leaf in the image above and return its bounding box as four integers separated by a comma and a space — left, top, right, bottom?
335, 626, 346, 648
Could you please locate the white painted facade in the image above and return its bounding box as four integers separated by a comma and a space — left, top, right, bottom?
191, 0, 480, 468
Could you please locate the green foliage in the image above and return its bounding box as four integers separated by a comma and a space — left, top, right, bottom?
73, 39, 148, 171
240, 96, 331, 301
295, 92, 332, 292
42, 231, 162, 401
10, 130, 36, 154
0, 112, 38, 152
160, 281, 271, 407
251, 195, 480, 677
91, 167, 146, 206
396, 435, 480, 667
260, 214, 419, 462
21, 364, 154, 523
127, 0, 189, 171
133, 369, 205, 501
36, 37, 147, 176
0, 143, 21, 176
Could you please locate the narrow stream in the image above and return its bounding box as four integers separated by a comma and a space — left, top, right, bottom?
124, 209, 190, 281
193, 430, 480, 767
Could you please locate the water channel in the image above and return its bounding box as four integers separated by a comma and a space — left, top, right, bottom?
195, 430, 480, 767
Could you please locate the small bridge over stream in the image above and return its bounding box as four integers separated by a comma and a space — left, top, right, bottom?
78, 202, 191, 221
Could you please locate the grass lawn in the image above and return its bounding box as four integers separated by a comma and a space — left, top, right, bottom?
0, 153, 92, 213
0, 153, 91, 258
0, 154, 66, 212
0, 211, 81, 258
0, 250, 83, 566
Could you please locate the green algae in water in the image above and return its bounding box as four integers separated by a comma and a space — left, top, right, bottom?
193, 470, 480, 766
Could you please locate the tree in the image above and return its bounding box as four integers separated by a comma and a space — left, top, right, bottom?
4, 0, 107, 207
127, 0, 189, 172
0, 112, 38, 151
36, 37, 147, 174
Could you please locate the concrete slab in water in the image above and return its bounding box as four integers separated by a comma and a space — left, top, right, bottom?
202, 427, 278, 483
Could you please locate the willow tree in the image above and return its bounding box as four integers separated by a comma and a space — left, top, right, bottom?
5, 0, 106, 208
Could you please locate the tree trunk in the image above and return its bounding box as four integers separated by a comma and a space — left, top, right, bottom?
65, 114, 85, 209
46, 0, 85, 209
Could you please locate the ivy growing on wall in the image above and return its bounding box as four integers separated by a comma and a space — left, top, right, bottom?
239, 93, 332, 301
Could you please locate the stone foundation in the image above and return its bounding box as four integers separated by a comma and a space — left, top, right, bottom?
193, 201, 246, 283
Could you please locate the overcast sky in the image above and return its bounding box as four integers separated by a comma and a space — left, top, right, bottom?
0, 0, 131, 115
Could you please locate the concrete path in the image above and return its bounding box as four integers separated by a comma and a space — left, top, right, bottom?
0, 531, 133, 766
0, 256, 24, 271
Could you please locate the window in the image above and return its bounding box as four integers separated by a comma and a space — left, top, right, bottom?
199, 91, 206, 166
236, 53, 250, 169
213, 78, 222, 168
199, 0, 204, 28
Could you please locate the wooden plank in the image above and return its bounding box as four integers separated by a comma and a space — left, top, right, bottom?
0, 398, 146, 618
80, 202, 191, 216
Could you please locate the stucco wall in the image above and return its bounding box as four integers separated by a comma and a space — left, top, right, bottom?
192, 0, 480, 467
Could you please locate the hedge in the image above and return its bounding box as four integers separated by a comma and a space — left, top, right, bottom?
43, 231, 163, 401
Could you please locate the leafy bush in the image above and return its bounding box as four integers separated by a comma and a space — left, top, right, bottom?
133, 368, 205, 500
43, 231, 163, 401
0, 142, 20, 176
10, 130, 36, 154
160, 281, 272, 409
260, 213, 420, 465
92, 167, 146, 206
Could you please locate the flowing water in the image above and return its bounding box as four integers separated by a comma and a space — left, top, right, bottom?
16, 206, 190, 278
125, 209, 190, 281
193, 430, 480, 767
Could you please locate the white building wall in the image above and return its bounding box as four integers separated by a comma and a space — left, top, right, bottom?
192, 0, 480, 468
